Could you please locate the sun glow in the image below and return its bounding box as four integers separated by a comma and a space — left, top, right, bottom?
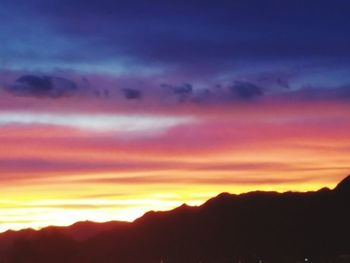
0, 101, 349, 232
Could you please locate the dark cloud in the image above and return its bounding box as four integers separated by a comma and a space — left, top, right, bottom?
16, 75, 52, 94
2, 0, 349, 78
161, 83, 193, 102
161, 83, 193, 95
285, 84, 350, 101
8, 75, 78, 98
3, 69, 350, 105
230, 81, 264, 100
122, 88, 142, 100
277, 78, 290, 89
173, 83, 193, 96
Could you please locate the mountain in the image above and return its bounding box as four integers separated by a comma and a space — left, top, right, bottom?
1, 175, 349, 263
334, 175, 350, 195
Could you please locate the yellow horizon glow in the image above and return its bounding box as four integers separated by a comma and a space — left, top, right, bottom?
0, 172, 344, 233
1, 101, 350, 233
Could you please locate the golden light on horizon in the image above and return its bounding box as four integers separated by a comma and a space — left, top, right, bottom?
0, 101, 350, 232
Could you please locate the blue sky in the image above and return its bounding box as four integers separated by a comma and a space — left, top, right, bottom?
1, 0, 350, 93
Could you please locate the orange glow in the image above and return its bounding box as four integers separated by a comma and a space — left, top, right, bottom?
1, 100, 350, 232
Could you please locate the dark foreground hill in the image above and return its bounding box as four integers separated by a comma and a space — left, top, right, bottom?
1, 176, 350, 263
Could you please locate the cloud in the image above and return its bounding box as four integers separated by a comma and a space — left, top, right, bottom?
77, 174, 317, 186
282, 84, 350, 101
7, 75, 78, 98
2, 68, 350, 110
161, 83, 193, 102
229, 81, 264, 100
172, 83, 193, 96
0, 0, 350, 83
122, 88, 142, 100
277, 78, 290, 89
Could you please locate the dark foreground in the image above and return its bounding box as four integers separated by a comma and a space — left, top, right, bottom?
1, 175, 350, 263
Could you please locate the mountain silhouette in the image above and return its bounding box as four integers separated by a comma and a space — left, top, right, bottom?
1, 175, 349, 263
334, 175, 350, 195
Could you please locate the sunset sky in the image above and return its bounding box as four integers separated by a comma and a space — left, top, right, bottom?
1, 0, 350, 232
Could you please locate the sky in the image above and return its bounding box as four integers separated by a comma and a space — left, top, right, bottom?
1, 0, 350, 232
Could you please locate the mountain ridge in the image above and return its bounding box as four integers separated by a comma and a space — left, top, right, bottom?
0, 175, 349, 263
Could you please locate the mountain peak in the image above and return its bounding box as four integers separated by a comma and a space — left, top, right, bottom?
334, 175, 350, 193
1, 175, 350, 262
